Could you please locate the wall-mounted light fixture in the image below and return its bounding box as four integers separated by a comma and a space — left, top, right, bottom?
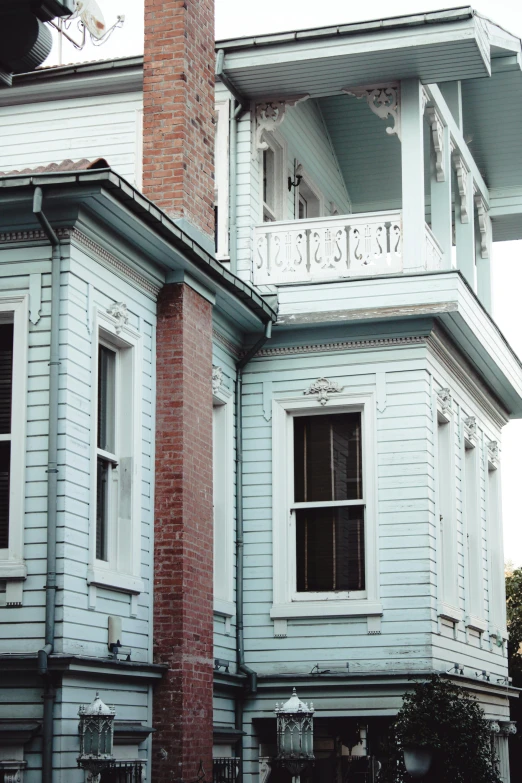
275, 689, 314, 783
77, 693, 116, 782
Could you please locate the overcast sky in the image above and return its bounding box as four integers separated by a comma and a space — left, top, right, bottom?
44, 0, 522, 565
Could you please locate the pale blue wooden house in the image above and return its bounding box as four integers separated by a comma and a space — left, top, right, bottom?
0, 5, 521, 783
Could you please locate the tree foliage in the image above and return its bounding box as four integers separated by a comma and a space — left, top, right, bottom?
379, 676, 500, 783
506, 566, 522, 686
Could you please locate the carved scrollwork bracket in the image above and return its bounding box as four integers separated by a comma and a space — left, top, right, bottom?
452, 150, 470, 224
255, 95, 310, 150
344, 83, 401, 141
304, 377, 344, 406
501, 721, 517, 736
426, 107, 446, 182
474, 194, 491, 259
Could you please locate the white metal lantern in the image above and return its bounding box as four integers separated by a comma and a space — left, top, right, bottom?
275, 689, 315, 778
403, 746, 433, 779
77, 693, 116, 779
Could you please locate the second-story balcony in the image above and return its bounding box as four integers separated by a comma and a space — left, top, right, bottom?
253, 211, 444, 285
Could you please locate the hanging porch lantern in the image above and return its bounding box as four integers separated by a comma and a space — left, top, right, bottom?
275, 688, 315, 779
403, 746, 433, 779
77, 692, 116, 780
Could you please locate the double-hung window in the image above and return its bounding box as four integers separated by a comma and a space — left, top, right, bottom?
293, 413, 365, 593
96, 343, 117, 562
260, 133, 285, 223
0, 296, 28, 594
271, 393, 380, 621
88, 309, 143, 597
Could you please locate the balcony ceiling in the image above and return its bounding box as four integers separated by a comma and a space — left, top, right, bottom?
218, 8, 491, 100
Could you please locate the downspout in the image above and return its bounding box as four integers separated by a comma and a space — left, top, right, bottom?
234, 321, 272, 774
216, 49, 248, 277
33, 186, 61, 783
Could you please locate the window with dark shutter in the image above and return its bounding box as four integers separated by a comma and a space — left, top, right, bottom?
293, 413, 365, 592
0, 323, 13, 549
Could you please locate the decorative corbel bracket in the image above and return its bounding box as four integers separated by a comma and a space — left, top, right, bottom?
426, 107, 446, 182
452, 149, 470, 224
463, 416, 477, 445
212, 365, 223, 395
436, 387, 452, 417
304, 377, 344, 406
474, 194, 491, 259
487, 440, 500, 468
343, 83, 401, 141
255, 95, 310, 151
501, 721, 517, 736
107, 301, 129, 334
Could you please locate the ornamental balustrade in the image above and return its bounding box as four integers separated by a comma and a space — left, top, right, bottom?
253, 212, 444, 285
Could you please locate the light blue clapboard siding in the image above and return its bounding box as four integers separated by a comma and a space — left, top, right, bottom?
0, 92, 143, 185
55, 241, 156, 661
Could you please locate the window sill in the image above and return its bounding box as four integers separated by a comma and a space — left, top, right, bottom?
466, 616, 488, 633
270, 600, 382, 620
87, 567, 143, 595
214, 599, 235, 618
0, 560, 27, 580
438, 603, 463, 623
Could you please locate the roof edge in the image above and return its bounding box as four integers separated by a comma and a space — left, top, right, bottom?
0, 169, 277, 326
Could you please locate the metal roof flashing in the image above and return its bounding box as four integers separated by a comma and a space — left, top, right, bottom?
0, 168, 277, 327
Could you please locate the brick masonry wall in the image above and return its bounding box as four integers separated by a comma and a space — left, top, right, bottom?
153, 282, 214, 783
143, 0, 216, 238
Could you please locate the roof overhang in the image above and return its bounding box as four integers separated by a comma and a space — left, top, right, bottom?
0, 169, 277, 331
274, 270, 522, 419
216, 7, 492, 100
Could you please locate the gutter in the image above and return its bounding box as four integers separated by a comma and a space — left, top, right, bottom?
0, 169, 277, 327
216, 50, 249, 277
33, 186, 61, 783
234, 322, 272, 774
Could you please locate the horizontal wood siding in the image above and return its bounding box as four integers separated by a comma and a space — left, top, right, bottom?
0, 92, 143, 185
240, 343, 437, 675
0, 244, 51, 651
58, 241, 156, 661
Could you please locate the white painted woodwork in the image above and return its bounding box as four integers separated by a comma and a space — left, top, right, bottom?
430, 122, 453, 264
253, 213, 444, 285
401, 80, 427, 272
454, 163, 476, 289
0, 92, 143, 185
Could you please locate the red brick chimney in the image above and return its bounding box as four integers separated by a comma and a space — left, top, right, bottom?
143, 0, 215, 239
143, 2, 216, 781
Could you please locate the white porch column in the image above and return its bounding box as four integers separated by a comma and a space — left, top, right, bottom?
428, 109, 452, 266
453, 153, 476, 289
401, 79, 426, 272
475, 194, 493, 314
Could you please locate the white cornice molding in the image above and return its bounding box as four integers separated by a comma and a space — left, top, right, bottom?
0, 226, 162, 299
427, 328, 508, 429
256, 335, 428, 357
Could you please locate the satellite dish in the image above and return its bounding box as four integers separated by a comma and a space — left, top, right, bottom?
72, 0, 107, 40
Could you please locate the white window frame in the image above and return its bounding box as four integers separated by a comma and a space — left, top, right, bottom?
215, 100, 230, 260
462, 426, 486, 632
87, 308, 143, 595
213, 385, 235, 619
294, 165, 325, 220
260, 130, 287, 223
434, 397, 461, 622
0, 295, 28, 587
270, 392, 381, 620
486, 449, 507, 638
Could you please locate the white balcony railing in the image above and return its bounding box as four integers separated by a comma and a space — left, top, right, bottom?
253, 211, 444, 285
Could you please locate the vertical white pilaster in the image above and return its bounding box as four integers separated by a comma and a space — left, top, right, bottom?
454, 155, 476, 289
475, 194, 493, 313
429, 118, 452, 265
401, 79, 426, 272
